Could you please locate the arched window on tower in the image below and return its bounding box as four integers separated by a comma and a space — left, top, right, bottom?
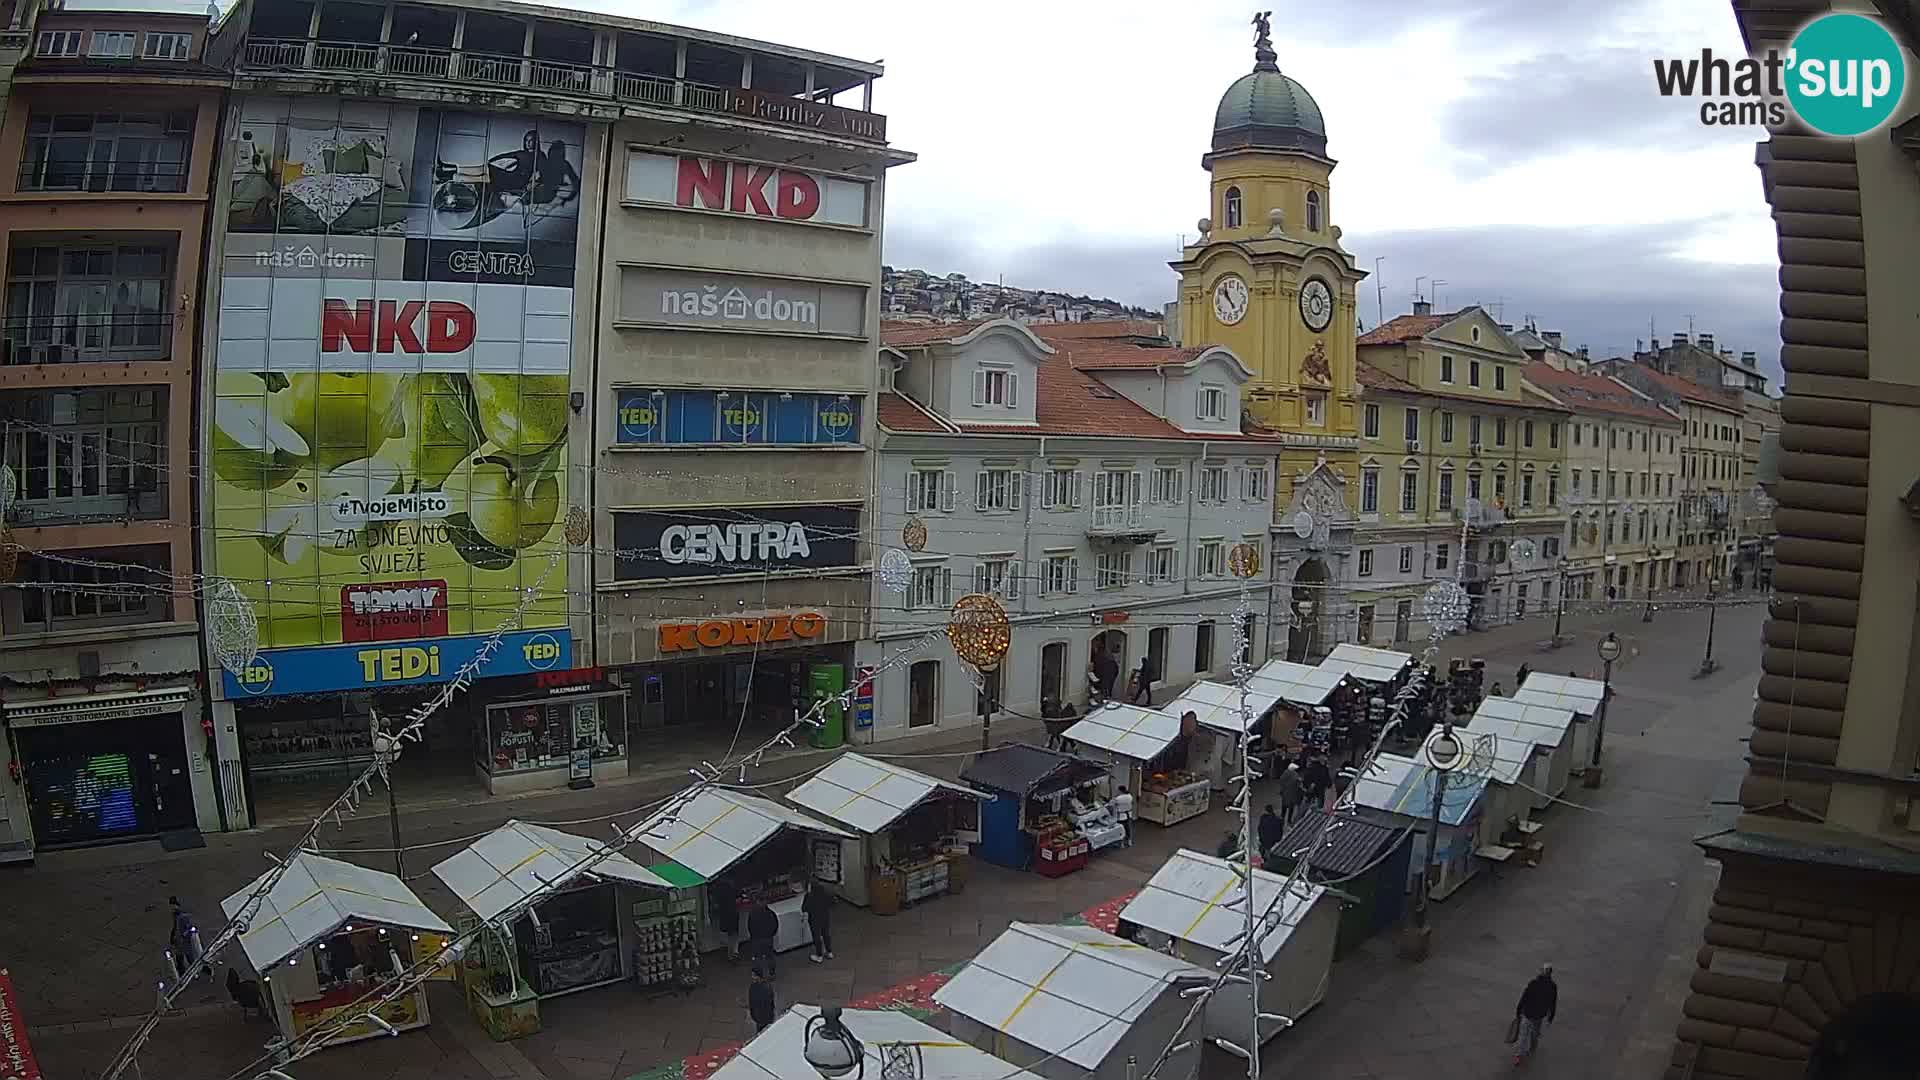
1306, 191, 1323, 232
1224, 186, 1243, 229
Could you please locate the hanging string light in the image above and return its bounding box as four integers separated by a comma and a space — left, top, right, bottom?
878, 548, 915, 594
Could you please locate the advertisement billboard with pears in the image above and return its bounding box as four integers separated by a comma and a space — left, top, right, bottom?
212, 98, 582, 698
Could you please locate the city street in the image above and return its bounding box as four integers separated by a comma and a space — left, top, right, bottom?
4, 598, 1763, 1080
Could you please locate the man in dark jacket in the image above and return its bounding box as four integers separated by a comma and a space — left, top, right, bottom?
747, 965, 776, 1032
747, 899, 780, 977
802, 879, 835, 964
1130, 656, 1157, 704
709, 879, 741, 961
1513, 964, 1558, 1064
1257, 804, 1285, 859
1302, 756, 1333, 809
1277, 763, 1305, 826
1093, 648, 1120, 702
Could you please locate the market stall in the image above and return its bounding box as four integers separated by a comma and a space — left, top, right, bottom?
1511, 673, 1607, 775
783, 753, 990, 911
934, 922, 1210, 1080
1119, 849, 1339, 1049
1158, 680, 1284, 791
1060, 704, 1209, 826
1348, 753, 1492, 901
221, 851, 453, 1048
959, 743, 1112, 875
633, 789, 853, 956
431, 820, 697, 1019
1318, 643, 1414, 686
714, 1004, 1045, 1080
1469, 697, 1579, 808
1265, 810, 1411, 957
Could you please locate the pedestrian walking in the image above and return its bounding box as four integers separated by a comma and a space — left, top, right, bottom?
1129, 656, 1157, 704
1489, 682, 1505, 697
1302, 755, 1332, 808
1514, 663, 1531, 689
167, 896, 201, 980
1257, 803, 1284, 859
1216, 829, 1240, 860
748, 965, 776, 1033
709, 879, 742, 961
1109, 787, 1135, 847
746, 898, 779, 977
802, 878, 835, 964
1093, 648, 1120, 702
1277, 763, 1304, 826
1511, 964, 1558, 1065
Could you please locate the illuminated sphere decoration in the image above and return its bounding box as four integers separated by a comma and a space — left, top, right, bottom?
1421, 580, 1471, 638
206, 577, 262, 675
1227, 542, 1262, 579
901, 516, 928, 553
878, 548, 914, 594
563, 505, 591, 547
947, 593, 1011, 672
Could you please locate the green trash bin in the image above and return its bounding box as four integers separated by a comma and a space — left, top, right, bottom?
807, 663, 846, 749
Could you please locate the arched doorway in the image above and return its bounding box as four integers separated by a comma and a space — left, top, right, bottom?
1286, 559, 1329, 663
1806, 992, 1920, 1079
1090, 630, 1128, 699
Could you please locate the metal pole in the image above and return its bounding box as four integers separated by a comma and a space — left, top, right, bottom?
1703, 600, 1718, 672
1413, 750, 1445, 931
979, 671, 994, 752
1591, 657, 1614, 770
387, 779, 404, 878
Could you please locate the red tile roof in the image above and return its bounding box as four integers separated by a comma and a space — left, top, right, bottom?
1625, 365, 1744, 411
1356, 362, 1572, 414
1355, 311, 1459, 346
1058, 342, 1209, 371
1026, 319, 1165, 342
1521, 362, 1678, 424
880, 319, 994, 347
1356, 363, 1418, 393
876, 391, 954, 434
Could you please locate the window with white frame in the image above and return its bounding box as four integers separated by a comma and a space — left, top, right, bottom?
1199, 465, 1230, 503
1543, 536, 1560, 559
1363, 404, 1380, 439
1358, 548, 1374, 576
1043, 467, 1081, 510
906, 468, 952, 513
973, 556, 1019, 599
1400, 469, 1418, 513
1357, 603, 1375, 644
36, 30, 82, 56
1093, 468, 1142, 528
1197, 384, 1227, 421
1548, 474, 1559, 505
1239, 536, 1264, 575
1096, 549, 1133, 589
975, 467, 1023, 512
1146, 544, 1179, 585
1469, 359, 1482, 387
972, 365, 1018, 407
1467, 468, 1483, 500
1041, 552, 1079, 595
1495, 365, 1507, 391
1359, 467, 1379, 513
1494, 470, 1508, 503
1151, 466, 1182, 505
13, 545, 168, 633
1521, 472, 1535, 507
1240, 464, 1269, 502
142, 31, 192, 59
1440, 411, 1454, 443
1398, 545, 1413, 573
910, 563, 952, 609
1440, 354, 1454, 383
1435, 543, 1450, 570
1304, 392, 1326, 426
1196, 539, 1225, 579
89, 30, 137, 57
1469, 414, 1483, 446
1437, 470, 1454, 510
1404, 408, 1420, 442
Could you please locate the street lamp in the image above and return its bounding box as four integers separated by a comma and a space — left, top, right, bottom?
372, 721, 404, 877
1696, 577, 1723, 679
1642, 548, 1659, 623
804, 1007, 866, 1079
1549, 557, 1570, 648
1584, 632, 1623, 789
1400, 723, 1463, 962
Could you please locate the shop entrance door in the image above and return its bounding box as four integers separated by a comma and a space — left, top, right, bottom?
1039, 642, 1066, 707
18, 715, 189, 846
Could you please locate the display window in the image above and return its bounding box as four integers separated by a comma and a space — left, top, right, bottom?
481, 697, 624, 775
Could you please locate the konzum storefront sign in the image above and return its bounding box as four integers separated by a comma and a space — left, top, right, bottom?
658, 611, 828, 653
624, 150, 869, 228
610, 505, 859, 581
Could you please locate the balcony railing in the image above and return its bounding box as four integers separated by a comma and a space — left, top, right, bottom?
1090, 504, 1144, 532
17, 161, 188, 195
237, 36, 889, 143
1, 313, 174, 364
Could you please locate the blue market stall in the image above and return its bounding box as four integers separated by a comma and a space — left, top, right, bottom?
959, 743, 1110, 873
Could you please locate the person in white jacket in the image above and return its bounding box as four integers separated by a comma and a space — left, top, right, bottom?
1109, 788, 1135, 847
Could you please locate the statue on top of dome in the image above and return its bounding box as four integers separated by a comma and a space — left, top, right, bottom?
1252, 11, 1278, 69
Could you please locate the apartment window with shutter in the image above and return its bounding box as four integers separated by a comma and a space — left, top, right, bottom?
1197, 384, 1227, 421
1437, 470, 1454, 510
973, 365, 1017, 407
906, 468, 952, 513
975, 467, 1023, 512
1096, 549, 1133, 590
1363, 404, 1380, 439
1241, 464, 1269, 502
1196, 539, 1225, 579
1360, 468, 1379, 513
910, 564, 952, 609
1199, 466, 1230, 503
1440, 355, 1454, 383
1398, 546, 1413, 573
1358, 549, 1375, 576
1042, 553, 1079, 596
1440, 411, 1454, 443
1404, 408, 1420, 442
1043, 468, 1081, 510
974, 556, 1019, 599
1151, 466, 1182, 505
1146, 544, 1179, 585
1400, 470, 1418, 513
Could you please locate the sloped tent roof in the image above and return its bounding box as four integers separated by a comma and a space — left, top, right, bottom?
1271, 810, 1407, 878
1161, 680, 1283, 735
1351, 753, 1488, 827
1452, 726, 1535, 786
934, 922, 1209, 1072
960, 743, 1108, 797
1513, 672, 1606, 715
634, 789, 853, 881
221, 851, 452, 973
1247, 659, 1344, 706
714, 1005, 1046, 1080
1120, 849, 1328, 964
1061, 702, 1184, 761
431, 820, 675, 923
785, 753, 992, 835
1320, 643, 1413, 684
1471, 697, 1577, 746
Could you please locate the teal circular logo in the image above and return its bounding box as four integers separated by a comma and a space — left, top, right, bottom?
1786, 13, 1906, 136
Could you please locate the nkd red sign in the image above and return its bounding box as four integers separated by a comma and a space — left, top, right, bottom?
625, 151, 869, 229
323, 299, 475, 354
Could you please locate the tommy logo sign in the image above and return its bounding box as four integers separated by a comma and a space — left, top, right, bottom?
625, 151, 869, 228
341, 579, 450, 642
322, 299, 477, 354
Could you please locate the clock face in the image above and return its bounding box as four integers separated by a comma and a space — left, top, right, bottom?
1213, 276, 1249, 326
1300, 278, 1333, 332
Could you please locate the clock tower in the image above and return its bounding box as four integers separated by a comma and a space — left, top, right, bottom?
1171, 12, 1367, 447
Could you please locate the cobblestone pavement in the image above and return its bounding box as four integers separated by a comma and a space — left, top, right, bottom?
2, 597, 1764, 1080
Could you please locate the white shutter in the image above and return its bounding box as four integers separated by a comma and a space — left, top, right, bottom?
1006, 561, 1021, 600
1006, 372, 1019, 408
975, 470, 989, 511
940, 472, 957, 512
905, 473, 919, 514
973, 563, 989, 594
1129, 470, 1143, 506
1071, 471, 1083, 508
1009, 471, 1024, 510
1067, 556, 1080, 594
972, 367, 987, 406
941, 566, 952, 605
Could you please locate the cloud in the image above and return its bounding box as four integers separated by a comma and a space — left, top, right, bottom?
1317, 0, 1665, 42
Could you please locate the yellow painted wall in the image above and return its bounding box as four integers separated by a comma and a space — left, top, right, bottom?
1207, 155, 1334, 243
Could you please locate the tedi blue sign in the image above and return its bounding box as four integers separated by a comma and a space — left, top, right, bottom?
223, 630, 571, 698
615, 388, 859, 446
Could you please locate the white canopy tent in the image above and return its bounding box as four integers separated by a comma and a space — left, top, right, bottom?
1513, 672, 1608, 773
1061, 703, 1206, 825
432, 820, 675, 923
934, 922, 1209, 1080
1118, 849, 1338, 1049
1159, 680, 1283, 792
221, 851, 452, 1046
713, 1005, 1046, 1080
784, 754, 991, 907
1470, 697, 1579, 807
1318, 643, 1413, 685
1247, 659, 1344, 707
1349, 753, 1496, 900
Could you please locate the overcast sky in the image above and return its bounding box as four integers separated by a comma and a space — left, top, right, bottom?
579, 0, 1778, 379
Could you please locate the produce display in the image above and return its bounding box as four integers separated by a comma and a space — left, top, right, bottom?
632, 906, 700, 991
1143, 769, 1205, 794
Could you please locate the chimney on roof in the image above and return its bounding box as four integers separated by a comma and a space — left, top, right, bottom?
1698, 333, 1715, 351
1578, 345, 1589, 359
1740, 350, 1757, 365
1544, 331, 1563, 349
1412, 299, 1433, 316
1499, 323, 1514, 332
1720, 347, 1733, 357
1672, 332, 1688, 348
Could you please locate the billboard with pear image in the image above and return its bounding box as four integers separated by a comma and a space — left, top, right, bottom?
212, 98, 583, 698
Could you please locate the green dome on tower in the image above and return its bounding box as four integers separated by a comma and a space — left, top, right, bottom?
1212, 14, 1328, 157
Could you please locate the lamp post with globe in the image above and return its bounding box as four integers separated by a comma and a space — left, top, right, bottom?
803, 1007, 866, 1079
1400, 722, 1464, 962
1584, 632, 1623, 788
1695, 576, 1723, 679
